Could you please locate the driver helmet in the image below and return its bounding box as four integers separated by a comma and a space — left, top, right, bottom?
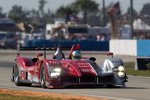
72, 50, 81, 60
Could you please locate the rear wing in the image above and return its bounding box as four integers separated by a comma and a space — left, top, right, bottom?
17, 45, 72, 58
19, 47, 55, 51
17, 44, 113, 59
17, 46, 56, 58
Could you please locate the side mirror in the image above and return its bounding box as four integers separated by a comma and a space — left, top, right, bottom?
32, 58, 39, 63
89, 57, 96, 61
107, 52, 113, 58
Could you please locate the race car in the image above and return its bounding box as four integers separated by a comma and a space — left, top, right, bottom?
11, 44, 128, 88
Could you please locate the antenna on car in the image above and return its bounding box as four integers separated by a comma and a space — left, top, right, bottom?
17, 43, 20, 56
43, 45, 46, 58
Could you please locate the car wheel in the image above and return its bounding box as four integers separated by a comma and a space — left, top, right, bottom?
13, 64, 22, 86
11, 66, 15, 82
40, 64, 47, 88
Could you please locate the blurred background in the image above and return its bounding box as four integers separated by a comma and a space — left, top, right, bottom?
0, 0, 149, 49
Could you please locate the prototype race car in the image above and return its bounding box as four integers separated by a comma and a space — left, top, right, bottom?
11, 44, 128, 88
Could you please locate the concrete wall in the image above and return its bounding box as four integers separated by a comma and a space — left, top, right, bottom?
137, 40, 150, 56
109, 40, 137, 56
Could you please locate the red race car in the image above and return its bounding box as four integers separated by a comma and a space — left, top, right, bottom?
11, 44, 128, 88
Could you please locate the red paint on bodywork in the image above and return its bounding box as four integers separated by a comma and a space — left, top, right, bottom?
60, 59, 97, 77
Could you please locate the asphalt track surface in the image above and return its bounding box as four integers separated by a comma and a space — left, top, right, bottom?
0, 50, 150, 100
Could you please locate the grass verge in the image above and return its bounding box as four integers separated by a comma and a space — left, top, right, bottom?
0, 94, 61, 100
124, 62, 150, 77
0, 89, 108, 100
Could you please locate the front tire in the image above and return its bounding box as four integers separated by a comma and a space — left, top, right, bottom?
13, 64, 22, 86
12, 64, 32, 86
40, 64, 47, 88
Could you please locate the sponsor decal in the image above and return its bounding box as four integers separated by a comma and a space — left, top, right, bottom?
81, 69, 91, 72
112, 60, 122, 65
28, 67, 34, 71
78, 62, 92, 72
78, 62, 89, 68
49, 61, 59, 64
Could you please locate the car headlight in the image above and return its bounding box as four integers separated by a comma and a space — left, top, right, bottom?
53, 67, 61, 73
118, 72, 125, 77
115, 66, 125, 77
118, 66, 125, 72
49, 67, 61, 78
50, 72, 61, 78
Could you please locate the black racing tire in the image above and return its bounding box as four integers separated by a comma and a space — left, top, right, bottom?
40, 64, 47, 88
13, 64, 23, 86
11, 66, 15, 82
13, 64, 32, 86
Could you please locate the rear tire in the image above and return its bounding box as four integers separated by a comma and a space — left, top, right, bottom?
11, 66, 15, 82
13, 64, 22, 86
40, 64, 47, 88
13, 64, 32, 86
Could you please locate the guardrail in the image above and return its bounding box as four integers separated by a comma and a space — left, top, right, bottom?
110, 39, 150, 56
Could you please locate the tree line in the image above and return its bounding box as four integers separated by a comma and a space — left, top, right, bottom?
0, 0, 150, 28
